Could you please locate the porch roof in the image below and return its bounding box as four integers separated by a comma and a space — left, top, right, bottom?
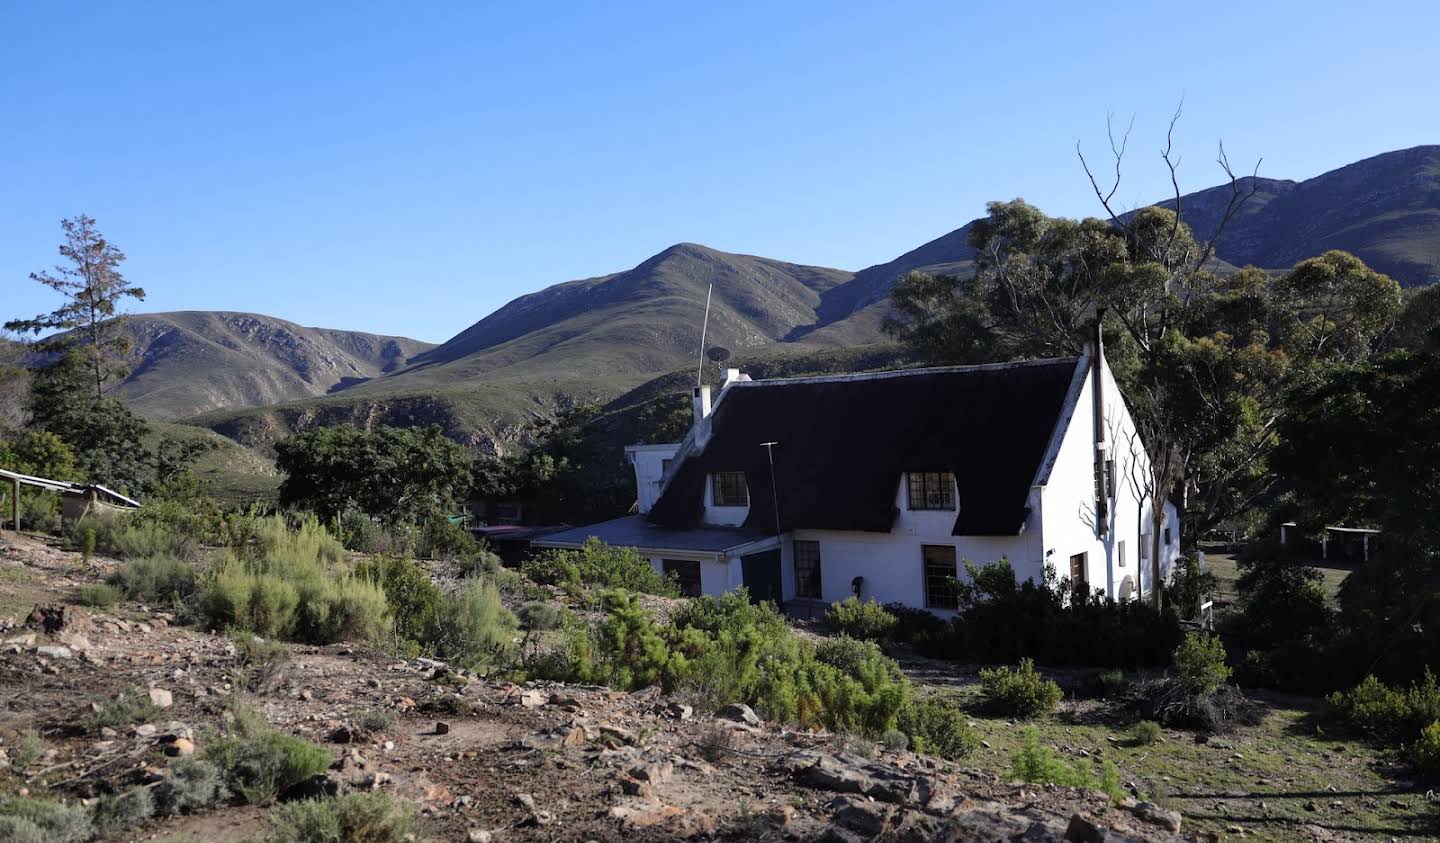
532, 515, 774, 557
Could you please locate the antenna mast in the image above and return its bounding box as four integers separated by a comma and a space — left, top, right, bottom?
696, 283, 713, 387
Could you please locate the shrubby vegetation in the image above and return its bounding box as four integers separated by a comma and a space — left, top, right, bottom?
896, 696, 979, 759
824, 597, 898, 641
522, 538, 678, 597
1009, 726, 1123, 801
205, 706, 332, 804
260, 792, 413, 843
917, 560, 1181, 667
978, 658, 1063, 718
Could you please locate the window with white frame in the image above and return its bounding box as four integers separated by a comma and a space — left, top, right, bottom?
711, 471, 748, 507
907, 472, 956, 510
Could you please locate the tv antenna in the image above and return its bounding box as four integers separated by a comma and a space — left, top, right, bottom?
696, 283, 712, 387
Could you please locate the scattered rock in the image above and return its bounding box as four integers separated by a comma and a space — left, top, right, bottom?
715, 703, 760, 727
829, 795, 892, 835
519, 689, 546, 708
36, 644, 73, 659
797, 754, 873, 795
134, 724, 158, 738
1128, 800, 1182, 833
466, 830, 492, 843
148, 687, 174, 708
1064, 812, 1106, 842
435, 721, 451, 735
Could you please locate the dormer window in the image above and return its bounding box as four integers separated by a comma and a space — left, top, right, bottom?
907, 472, 955, 511
712, 471, 749, 507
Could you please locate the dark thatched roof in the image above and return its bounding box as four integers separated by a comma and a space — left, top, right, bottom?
647, 358, 1082, 536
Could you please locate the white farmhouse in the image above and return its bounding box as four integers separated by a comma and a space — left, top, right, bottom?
535, 337, 1180, 614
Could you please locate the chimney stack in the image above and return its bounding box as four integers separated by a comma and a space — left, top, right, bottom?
692, 385, 712, 425
1092, 309, 1109, 536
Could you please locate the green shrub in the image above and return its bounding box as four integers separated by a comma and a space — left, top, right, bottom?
882, 603, 947, 645
76, 582, 122, 608
1127, 720, 1164, 746
1412, 720, 1440, 781
1328, 671, 1440, 743
231, 632, 291, 692
1009, 726, 1124, 801
206, 706, 333, 804
357, 708, 399, 733
824, 597, 899, 642
261, 792, 414, 843
518, 600, 566, 632
1166, 555, 1219, 619
108, 555, 195, 604
978, 658, 1063, 718
431, 578, 518, 674
522, 538, 677, 596
114, 520, 194, 561
0, 797, 92, 843
154, 758, 227, 815
200, 518, 389, 645
1173, 634, 1232, 695
881, 728, 909, 752
0, 816, 46, 843
86, 689, 163, 731
897, 697, 979, 759
1092, 668, 1127, 698
919, 560, 1182, 667
9, 729, 46, 769
355, 555, 446, 652
91, 787, 155, 837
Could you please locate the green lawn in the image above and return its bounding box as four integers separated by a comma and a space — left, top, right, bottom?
918, 679, 1437, 840
1202, 549, 1353, 607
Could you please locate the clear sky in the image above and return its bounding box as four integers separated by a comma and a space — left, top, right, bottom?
3, 1, 1437, 343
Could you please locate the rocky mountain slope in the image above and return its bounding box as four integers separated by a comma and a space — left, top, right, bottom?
104, 311, 435, 419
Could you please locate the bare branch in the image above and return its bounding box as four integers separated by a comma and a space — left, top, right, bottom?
1193, 141, 1263, 272
1159, 98, 1185, 264
1077, 112, 1135, 230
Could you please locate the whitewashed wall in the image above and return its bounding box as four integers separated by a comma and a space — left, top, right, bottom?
627, 444, 680, 514
1035, 354, 1180, 601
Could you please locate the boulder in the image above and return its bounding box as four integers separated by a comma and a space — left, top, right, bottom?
715, 702, 760, 727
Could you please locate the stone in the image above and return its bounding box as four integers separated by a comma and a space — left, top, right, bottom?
519, 689, 546, 708
148, 688, 174, 708
597, 724, 635, 745
134, 724, 158, 738
1064, 813, 1106, 843
1129, 801, 1182, 832
715, 703, 760, 727
829, 796, 892, 835
797, 754, 873, 795
466, 831, 492, 843
435, 721, 451, 735
628, 760, 673, 784
664, 702, 693, 721
36, 645, 72, 659
619, 775, 654, 799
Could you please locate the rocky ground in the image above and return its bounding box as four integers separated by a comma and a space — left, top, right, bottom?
0, 531, 1201, 842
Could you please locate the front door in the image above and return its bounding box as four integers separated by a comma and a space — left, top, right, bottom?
1069, 552, 1088, 593
741, 549, 783, 605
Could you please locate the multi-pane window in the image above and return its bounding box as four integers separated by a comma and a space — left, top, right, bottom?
662, 559, 702, 598
922, 545, 958, 610
1069, 552, 1088, 592
793, 540, 822, 600
907, 472, 956, 510
711, 472, 748, 507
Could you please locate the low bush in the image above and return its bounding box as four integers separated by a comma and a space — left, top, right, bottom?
545, 589, 911, 738
883, 602, 947, 645
824, 597, 898, 642
978, 658, 1063, 718
919, 560, 1182, 668
1412, 720, 1440, 781
0, 796, 93, 843
76, 582, 122, 608
355, 555, 446, 653
1328, 671, 1440, 744
199, 518, 388, 645
1127, 719, 1163, 746
261, 792, 414, 843
86, 689, 163, 731
90, 787, 155, 837
231, 633, 291, 692
108, 555, 195, 605
897, 697, 979, 759
1173, 634, 1232, 695
1166, 555, 1219, 620
1090, 668, 1128, 699
881, 728, 909, 752
153, 758, 227, 815
205, 706, 333, 804
357, 708, 399, 733
1009, 726, 1123, 801
115, 520, 196, 562
9, 729, 46, 769
522, 538, 677, 596
431, 578, 518, 675
518, 600, 566, 632
0, 816, 47, 843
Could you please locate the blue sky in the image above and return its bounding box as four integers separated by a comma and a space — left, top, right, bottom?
3, 1, 1437, 343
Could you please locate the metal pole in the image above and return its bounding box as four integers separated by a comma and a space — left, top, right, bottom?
696, 283, 713, 387
761, 441, 781, 537
12, 477, 20, 532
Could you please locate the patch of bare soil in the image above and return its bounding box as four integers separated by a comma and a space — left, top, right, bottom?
0, 532, 1193, 842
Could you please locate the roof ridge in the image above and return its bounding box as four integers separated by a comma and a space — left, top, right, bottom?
732, 356, 1080, 388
